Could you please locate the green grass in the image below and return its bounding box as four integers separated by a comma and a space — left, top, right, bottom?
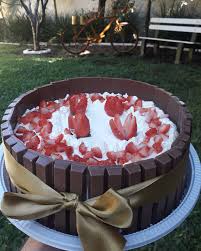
0, 44, 201, 251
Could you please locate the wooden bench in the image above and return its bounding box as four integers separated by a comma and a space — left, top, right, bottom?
140, 18, 201, 64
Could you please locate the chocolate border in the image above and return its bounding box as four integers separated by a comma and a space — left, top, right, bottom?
1, 77, 192, 234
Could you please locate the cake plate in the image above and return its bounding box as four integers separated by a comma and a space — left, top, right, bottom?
0, 144, 201, 251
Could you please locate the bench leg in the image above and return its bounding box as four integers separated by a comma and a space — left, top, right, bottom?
188, 48, 194, 63
140, 40, 147, 57
175, 43, 184, 64
153, 42, 159, 56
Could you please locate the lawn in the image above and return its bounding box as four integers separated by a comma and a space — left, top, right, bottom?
0, 44, 201, 251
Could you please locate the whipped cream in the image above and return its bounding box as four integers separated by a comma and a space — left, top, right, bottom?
49, 93, 178, 160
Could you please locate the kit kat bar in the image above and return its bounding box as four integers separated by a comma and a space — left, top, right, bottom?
69, 163, 87, 235
23, 150, 39, 174
35, 156, 54, 227
139, 159, 156, 230
54, 160, 71, 233
106, 166, 122, 191
88, 167, 105, 198
123, 163, 141, 233
167, 149, 183, 209
152, 153, 172, 223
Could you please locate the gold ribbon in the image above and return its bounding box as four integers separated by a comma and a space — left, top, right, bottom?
1, 144, 186, 251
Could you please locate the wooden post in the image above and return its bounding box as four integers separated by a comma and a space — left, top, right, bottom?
188, 33, 197, 63
175, 43, 184, 64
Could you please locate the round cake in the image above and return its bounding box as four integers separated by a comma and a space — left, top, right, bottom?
1, 78, 192, 235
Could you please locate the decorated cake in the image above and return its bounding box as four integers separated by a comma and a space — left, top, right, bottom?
1, 78, 192, 234
14, 92, 178, 166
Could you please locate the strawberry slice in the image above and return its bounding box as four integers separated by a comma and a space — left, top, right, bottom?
125, 142, 138, 154
69, 94, 87, 114
26, 135, 40, 150
109, 114, 137, 141
79, 142, 88, 155
154, 135, 163, 145
123, 113, 137, 140
68, 113, 90, 138
16, 126, 29, 134
64, 128, 71, 135
109, 115, 125, 140
159, 124, 171, 134
55, 134, 64, 144
106, 151, 117, 161
87, 158, 99, 166
65, 146, 74, 156
145, 128, 157, 138
153, 142, 163, 153
90, 94, 105, 103
138, 145, 150, 158
134, 99, 142, 111
91, 147, 102, 158
104, 96, 124, 117
20, 131, 36, 142
51, 153, 63, 160
40, 121, 53, 138
83, 151, 94, 160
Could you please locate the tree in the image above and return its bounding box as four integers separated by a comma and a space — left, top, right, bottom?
144, 0, 152, 36
98, 0, 107, 16
53, 0, 58, 22
19, 0, 49, 51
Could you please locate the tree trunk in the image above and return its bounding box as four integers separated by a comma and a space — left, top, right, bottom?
98, 0, 107, 16
53, 0, 58, 22
144, 0, 152, 36
31, 22, 40, 51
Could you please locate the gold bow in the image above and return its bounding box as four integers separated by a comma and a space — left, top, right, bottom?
1, 144, 186, 251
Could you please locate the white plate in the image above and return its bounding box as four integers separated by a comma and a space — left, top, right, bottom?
0, 144, 200, 251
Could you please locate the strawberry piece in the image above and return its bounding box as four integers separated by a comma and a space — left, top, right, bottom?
69, 94, 87, 114
64, 128, 71, 135
55, 134, 64, 144
21, 131, 36, 142
26, 135, 40, 150
72, 154, 83, 162
153, 142, 163, 153
125, 142, 138, 154
99, 159, 115, 166
138, 146, 150, 158
159, 124, 171, 134
51, 153, 63, 160
87, 158, 99, 166
152, 118, 161, 127
55, 143, 66, 152
104, 96, 124, 117
40, 121, 53, 138
90, 94, 105, 103
79, 142, 88, 155
106, 151, 117, 161
123, 113, 137, 140
68, 115, 74, 131
16, 126, 28, 134
154, 135, 163, 144
109, 114, 137, 141
145, 128, 157, 138
65, 146, 74, 156
91, 147, 102, 158
134, 99, 142, 111
68, 113, 90, 138
39, 100, 47, 108
30, 121, 41, 132
83, 151, 94, 160
109, 115, 125, 140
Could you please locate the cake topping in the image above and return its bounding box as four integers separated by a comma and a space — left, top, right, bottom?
14, 92, 178, 166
